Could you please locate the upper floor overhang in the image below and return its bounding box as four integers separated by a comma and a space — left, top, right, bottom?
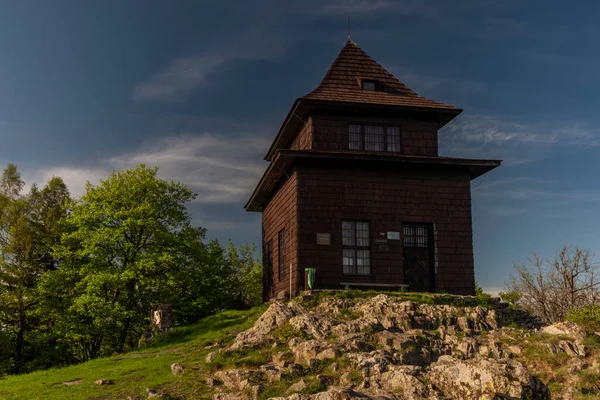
245, 150, 501, 212
264, 98, 462, 161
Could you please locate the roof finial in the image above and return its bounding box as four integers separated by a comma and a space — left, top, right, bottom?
347, 16, 351, 41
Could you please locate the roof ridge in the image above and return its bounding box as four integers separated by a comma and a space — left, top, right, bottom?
308, 38, 353, 94
302, 39, 459, 112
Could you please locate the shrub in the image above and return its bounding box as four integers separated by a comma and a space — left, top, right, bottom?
567, 305, 600, 334
272, 322, 313, 342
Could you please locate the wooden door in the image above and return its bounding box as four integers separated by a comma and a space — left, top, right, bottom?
403, 223, 435, 292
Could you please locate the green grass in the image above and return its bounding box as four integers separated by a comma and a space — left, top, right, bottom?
0, 305, 268, 400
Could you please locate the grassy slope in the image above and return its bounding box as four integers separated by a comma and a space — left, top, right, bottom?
4, 290, 596, 399
0, 290, 491, 400
0, 305, 268, 400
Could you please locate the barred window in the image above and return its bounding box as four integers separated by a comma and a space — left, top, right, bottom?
265, 240, 273, 285
278, 229, 286, 281
349, 124, 362, 150
387, 127, 401, 152
403, 224, 428, 248
348, 125, 401, 152
342, 221, 370, 275
364, 126, 384, 151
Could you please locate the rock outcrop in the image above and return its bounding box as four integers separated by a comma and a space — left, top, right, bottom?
208, 292, 588, 400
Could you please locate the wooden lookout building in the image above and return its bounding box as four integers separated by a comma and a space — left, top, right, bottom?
245, 40, 501, 301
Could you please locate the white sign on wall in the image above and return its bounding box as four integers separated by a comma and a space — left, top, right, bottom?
387, 231, 400, 240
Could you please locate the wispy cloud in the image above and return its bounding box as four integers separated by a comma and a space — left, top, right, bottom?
24, 131, 270, 205
472, 174, 600, 218
133, 32, 285, 102
318, 0, 397, 14
111, 134, 269, 203
441, 114, 600, 164
315, 0, 441, 17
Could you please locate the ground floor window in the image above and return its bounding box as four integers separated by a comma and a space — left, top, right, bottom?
278, 229, 285, 281
342, 221, 370, 275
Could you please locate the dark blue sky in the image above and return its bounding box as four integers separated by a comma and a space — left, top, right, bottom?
2, 0, 600, 293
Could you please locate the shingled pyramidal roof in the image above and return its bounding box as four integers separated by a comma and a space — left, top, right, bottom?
302, 39, 459, 111
264, 39, 463, 161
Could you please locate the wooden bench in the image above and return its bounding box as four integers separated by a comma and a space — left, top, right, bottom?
340, 282, 409, 291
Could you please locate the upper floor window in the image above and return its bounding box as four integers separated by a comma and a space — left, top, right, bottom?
361, 80, 376, 90
349, 124, 401, 152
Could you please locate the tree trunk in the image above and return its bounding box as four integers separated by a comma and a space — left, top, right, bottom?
14, 312, 25, 373
117, 316, 131, 353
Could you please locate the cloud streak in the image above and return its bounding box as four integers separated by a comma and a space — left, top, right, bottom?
315, 0, 440, 17
133, 32, 285, 102
24, 132, 270, 205
472, 174, 600, 219
441, 114, 600, 164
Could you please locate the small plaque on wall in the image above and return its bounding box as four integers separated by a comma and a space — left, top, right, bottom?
316, 233, 331, 245
387, 231, 400, 240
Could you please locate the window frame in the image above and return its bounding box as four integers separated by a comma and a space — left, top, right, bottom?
361, 80, 377, 90
265, 239, 274, 286
347, 123, 402, 153
342, 220, 371, 276
278, 229, 286, 281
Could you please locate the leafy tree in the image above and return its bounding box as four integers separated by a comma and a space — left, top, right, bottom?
0, 165, 70, 373
226, 241, 262, 309
45, 165, 203, 356
498, 289, 522, 309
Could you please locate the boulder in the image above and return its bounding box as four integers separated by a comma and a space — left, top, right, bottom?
287, 378, 307, 393
427, 355, 550, 399
170, 362, 184, 375
206, 350, 220, 363
291, 340, 341, 365
94, 379, 113, 385
541, 321, 586, 339
289, 313, 333, 340
214, 369, 262, 392
229, 302, 307, 350
147, 388, 163, 399
212, 394, 249, 400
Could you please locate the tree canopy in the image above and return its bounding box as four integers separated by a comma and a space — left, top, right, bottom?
0, 164, 262, 375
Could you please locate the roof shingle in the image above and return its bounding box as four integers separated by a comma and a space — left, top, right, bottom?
302, 40, 459, 111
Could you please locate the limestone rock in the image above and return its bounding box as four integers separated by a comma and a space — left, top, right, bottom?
541, 321, 586, 339
287, 378, 307, 393
212, 394, 248, 400
289, 313, 333, 340
214, 369, 262, 392
427, 355, 550, 399
315, 297, 355, 315
170, 362, 184, 375
291, 339, 341, 365
229, 301, 307, 350
94, 379, 113, 385
206, 350, 220, 363
147, 388, 163, 398
374, 366, 432, 400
